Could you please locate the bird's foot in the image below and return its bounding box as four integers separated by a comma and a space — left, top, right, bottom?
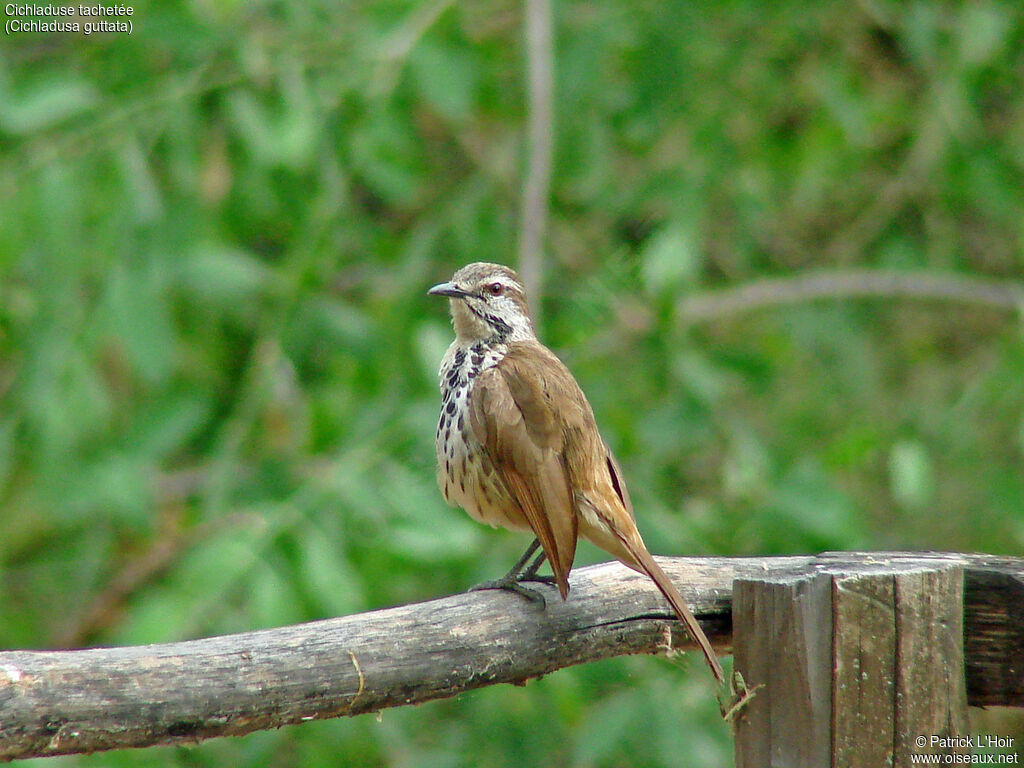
469, 576, 548, 609
468, 539, 555, 608
518, 551, 555, 586
520, 573, 556, 586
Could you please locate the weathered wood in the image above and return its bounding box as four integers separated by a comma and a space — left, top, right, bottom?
964, 561, 1024, 707
0, 552, 1021, 761
0, 555, 746, 762
733, 557, 971, 768
733, 572, 832, 768
831, 568, 898, 767
893, 567, 969, 764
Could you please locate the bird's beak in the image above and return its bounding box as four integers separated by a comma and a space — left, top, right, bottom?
428, 281, 471, 299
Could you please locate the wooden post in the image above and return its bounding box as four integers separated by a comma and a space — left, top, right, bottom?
733, 570, 833, 767
733, 555, 969, 768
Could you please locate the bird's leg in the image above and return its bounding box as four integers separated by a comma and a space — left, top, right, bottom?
519, 548, 555, 585
470, 539, 552, 607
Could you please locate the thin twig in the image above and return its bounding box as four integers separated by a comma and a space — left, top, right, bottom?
677, 270, 1024, 325
517, 0, 554, 328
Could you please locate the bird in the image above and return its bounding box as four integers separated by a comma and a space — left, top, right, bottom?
428, 262, 724, 684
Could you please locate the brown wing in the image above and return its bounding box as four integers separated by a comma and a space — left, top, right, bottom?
468, 343, 580, 599
604, 445, 634, 519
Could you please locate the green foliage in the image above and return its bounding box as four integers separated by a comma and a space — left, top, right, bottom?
2, 0, 1024, 765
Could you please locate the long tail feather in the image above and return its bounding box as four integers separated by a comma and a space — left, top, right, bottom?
622, 540, 725, 684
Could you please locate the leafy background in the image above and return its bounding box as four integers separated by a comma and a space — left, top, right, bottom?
2, 0, 1023, 765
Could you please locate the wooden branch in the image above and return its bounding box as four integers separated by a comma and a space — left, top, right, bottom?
677, 269, 1024, 325
1, 552, 1021, 761
517, 0, 554, 319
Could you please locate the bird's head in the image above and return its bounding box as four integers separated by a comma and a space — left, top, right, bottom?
428, 262, 536, 344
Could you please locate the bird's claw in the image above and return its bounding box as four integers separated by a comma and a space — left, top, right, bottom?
469, 577, 548, 609
520, 573, 556, 586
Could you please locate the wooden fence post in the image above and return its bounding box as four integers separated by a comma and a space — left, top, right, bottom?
733, 555, 969, 768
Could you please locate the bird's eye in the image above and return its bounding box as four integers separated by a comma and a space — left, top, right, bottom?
486, 282, 503, 296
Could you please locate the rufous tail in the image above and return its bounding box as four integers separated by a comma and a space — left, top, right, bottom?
623, 541, 725, 684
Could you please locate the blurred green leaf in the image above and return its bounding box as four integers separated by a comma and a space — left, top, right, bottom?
178, 242, 270, 304
102, 261, 176, 383
296, 524, 366, 616
125, 391, 212, 458
570, 687, 636, 766
722, 430, 770, 502
349, 108, 425, 206
889, 440, 935, 510
114, 515, 273, 644
409, 41, 478, 122
641, 220, 701, 295
670, 348, 730, 406
767, 459, 865, 549
959, 4, 1009, 66
0, 419, 16, 492
58, 451, 153, 527
414, 320, 452, 383
0, 76, 97, 134
227, 72, 318, 171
